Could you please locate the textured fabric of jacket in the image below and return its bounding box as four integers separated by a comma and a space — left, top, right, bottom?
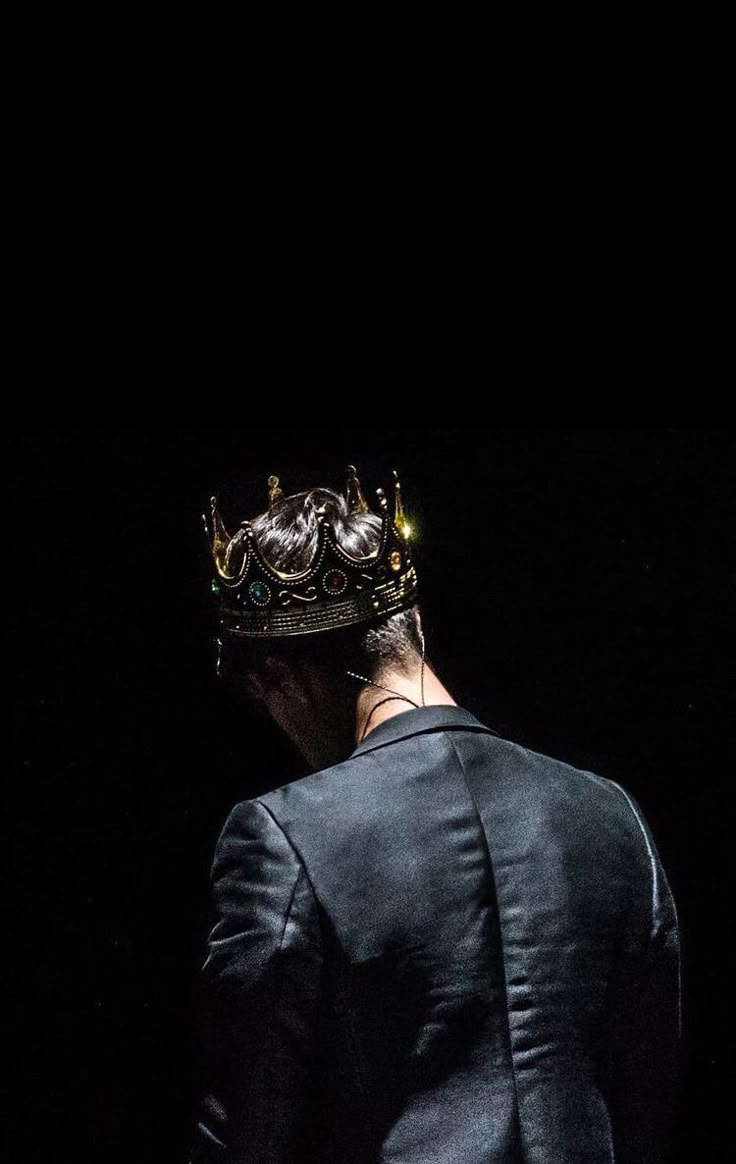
189, 704, 682, 1163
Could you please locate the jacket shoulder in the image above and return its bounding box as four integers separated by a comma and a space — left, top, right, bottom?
254, 751, 375, 818
460, 729, 650, 819
257, 730, 648, 842
485, 734, 672, 900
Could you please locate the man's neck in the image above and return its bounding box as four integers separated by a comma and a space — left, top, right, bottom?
354, 663, 457, 745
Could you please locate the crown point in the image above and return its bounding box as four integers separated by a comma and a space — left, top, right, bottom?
392, 469, 413, 540
268, 475, 284, 509
206, 494, 233, 573
345, 465, 370, 513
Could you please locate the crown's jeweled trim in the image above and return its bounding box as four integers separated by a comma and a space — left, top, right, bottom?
218, 566, 418, 637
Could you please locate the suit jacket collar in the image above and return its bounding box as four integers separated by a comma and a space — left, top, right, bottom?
349, 703, 500, 758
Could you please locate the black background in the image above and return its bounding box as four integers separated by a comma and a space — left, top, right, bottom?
6, 428, 732, 1162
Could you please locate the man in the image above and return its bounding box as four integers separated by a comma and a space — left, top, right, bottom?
190, 467, 682, 1163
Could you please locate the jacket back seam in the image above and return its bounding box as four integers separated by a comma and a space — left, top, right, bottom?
444, 730, 526, 1161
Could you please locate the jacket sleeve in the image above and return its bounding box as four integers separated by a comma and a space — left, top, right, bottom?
600, 782, 683, 1164
189, 798, 323, 1163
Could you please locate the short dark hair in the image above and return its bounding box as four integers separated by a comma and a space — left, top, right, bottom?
216, 486, 422, 696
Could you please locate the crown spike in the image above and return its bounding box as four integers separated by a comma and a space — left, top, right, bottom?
392, 469, 412, 540
204, 495, 234, 576
268, 475, 284, 509
345, 465, 370, 513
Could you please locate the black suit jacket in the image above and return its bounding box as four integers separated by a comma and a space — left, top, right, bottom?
189, 704, 682, 1163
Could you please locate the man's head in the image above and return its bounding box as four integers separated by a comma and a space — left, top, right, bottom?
215, 485, 425, 767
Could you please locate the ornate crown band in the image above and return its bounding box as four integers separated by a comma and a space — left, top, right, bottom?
202, 466, 419, 638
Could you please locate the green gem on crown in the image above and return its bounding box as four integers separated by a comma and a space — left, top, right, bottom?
249, 580, 271, 606
211, 579, 221, 594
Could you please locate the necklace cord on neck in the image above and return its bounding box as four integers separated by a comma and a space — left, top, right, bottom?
347, 622, 427, 743
358, 695, 418, 742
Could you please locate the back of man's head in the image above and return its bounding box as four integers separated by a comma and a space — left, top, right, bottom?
216, 485, 423, 706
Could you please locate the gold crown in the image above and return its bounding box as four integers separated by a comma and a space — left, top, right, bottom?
201, 466, 419, 638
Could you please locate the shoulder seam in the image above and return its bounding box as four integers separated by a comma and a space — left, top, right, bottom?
278, 864, 304, 952
253, 798, 322, 936
601, 777, 658, 934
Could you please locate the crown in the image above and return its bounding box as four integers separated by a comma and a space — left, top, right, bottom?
201, 466, 419, 638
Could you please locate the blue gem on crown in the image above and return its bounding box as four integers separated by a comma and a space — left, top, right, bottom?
249, 580, 271, 606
